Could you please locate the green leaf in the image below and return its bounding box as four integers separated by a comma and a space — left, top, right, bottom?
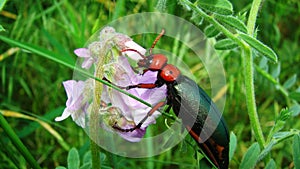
239, 142, 260, 169
293, 134, 300, 169
196, 0, 233, 15
239, 33, 278, 62
283, 74, 297, 89
0, 25, 5, 32
204, 24, 220, 38
265, 159, 276, 169
0, 0, 7, 11
214, 38, 238, 50
229, 132, 237, 161
68, 148, 80, 169
289, 91, 300, 101
255, 65, 278, 85
215, 15, 247, 33
271, 63, 281, 78
290, 103, 300, 116
55, 167, 67, 169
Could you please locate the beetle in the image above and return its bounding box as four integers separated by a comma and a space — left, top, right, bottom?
112, 29, 230, 169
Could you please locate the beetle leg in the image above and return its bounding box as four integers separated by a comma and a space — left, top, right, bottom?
113, 101, 166, 132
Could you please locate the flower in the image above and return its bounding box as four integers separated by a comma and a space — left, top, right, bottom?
74, 48, 94, 69
55, 79, 93, 128
57, 27, 167, 142
101, 56, 167, 142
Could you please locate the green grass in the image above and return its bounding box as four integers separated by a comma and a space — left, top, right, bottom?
1, 0, 300, 168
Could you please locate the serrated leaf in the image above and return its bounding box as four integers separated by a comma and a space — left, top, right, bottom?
215, 15, 247, 33
214, 38, 238, 50
289, 91, 300, 101
265, 159, 276, 169
239, 142, 260, 169
239, 33, 278, 62
283, 74, 297, 89
68, 148, 80, 169
293, 134, 300, 169
204, 25, 220, 38
197, 0, 233, 15
229, 132, 237, 161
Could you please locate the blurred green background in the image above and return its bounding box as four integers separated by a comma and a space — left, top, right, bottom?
0, 0, 299, 168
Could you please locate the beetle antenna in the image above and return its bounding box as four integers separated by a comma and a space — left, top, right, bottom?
149, 29, 165, 54
121, 48, 146, 59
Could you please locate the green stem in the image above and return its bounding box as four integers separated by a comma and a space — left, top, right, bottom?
242, 47, 265, 148
180, 0, 266, 148
247, 0, 262, 36
0, 113, 42, 169
244, 0, 266, 149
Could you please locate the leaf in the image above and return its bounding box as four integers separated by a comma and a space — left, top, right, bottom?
214, 38, 238, 50
55, 167, 67, 169
0, 0, 7, 11
255, 65, 278, 84
289, 91, 300, 101
197, 0, 233, 15
290, 103, 300, 116
204, 24, 220, 38
229, 132, 237, 161
191, 11, 204, 25
293, 134, 300, 169
283, 74, 297, 89
215, 15, 247, 33
239, 33, 278, 62
0, 25, 5, 32
265, 159, 276, 169
239, 142, 260, 169
271, 63, 281, 78
68, 148, 80, 169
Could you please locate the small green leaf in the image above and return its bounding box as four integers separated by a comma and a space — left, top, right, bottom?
239, 142, 260, 169
290, 103, 300, 116
83, 151, 91, 164
0, 25, 5, 32
214, 38, 238, 50
204, 24, 220, 38
191, 11, 204, 25
55, 167, 67, 169
283, 74, 297, 89
255, 65, 278, 84
197, 0, 233, 15
271, 63, 281, 78
0, 0, 7, 11
293, 134, 300, 169
68, 148, 80, 169
215, 15, 247, 33
265, 159, 276, 169
239, 33, 278, 62
79, 163, 92, 169
289, 91, 300, 101
229, 132, 237, 161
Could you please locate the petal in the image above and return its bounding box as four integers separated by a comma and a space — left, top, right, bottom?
74, 48, 90, 58
123, 41, 146, 60
55, 108, 72, 121
81, 58, 94, 69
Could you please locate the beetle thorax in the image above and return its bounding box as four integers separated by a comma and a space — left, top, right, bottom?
160, 64, 181, 82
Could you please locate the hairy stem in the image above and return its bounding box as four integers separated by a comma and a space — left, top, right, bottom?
244, 0, 266, 148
